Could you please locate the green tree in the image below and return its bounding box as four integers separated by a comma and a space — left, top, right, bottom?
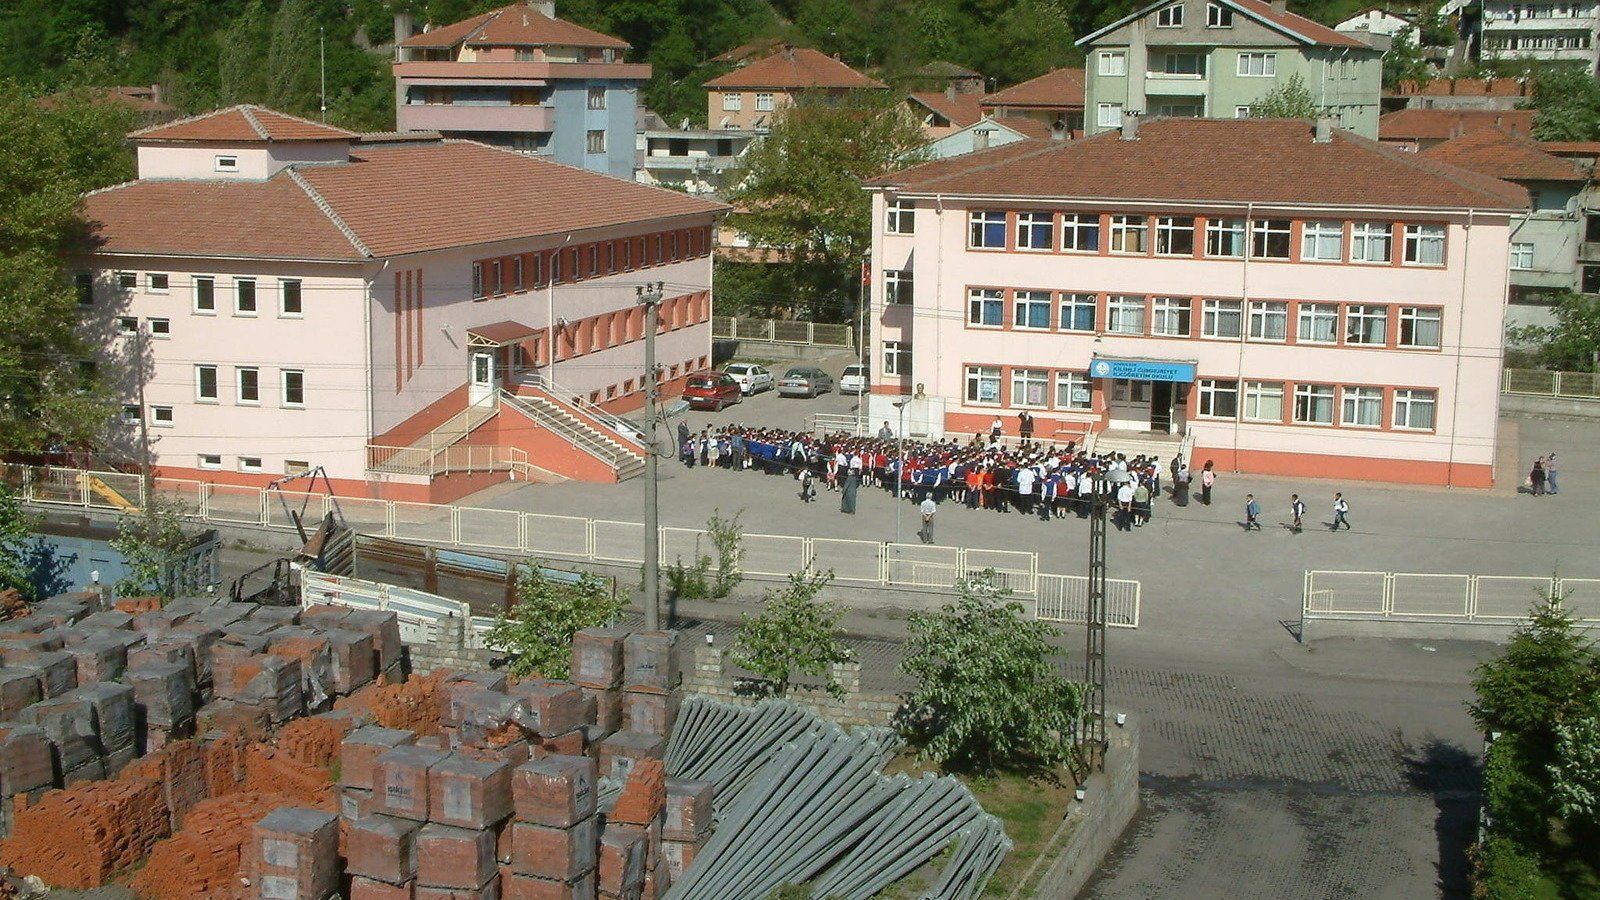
1382, 29, 1433, 91
111, 495, 200, 600
900, 571, 1083, 775
728, 93, 925, 322
970, 0, 1077, 86
733, 570, 852, 699
264, 0, 320, 115
1507, 291, 1600, 372
1250, 72, 1321, 118
1551, 716, 1600, 827
488, 565, 626, 679
0, 484, 39, 599
1530, 68, 1600, 141
708, 508, 744, 598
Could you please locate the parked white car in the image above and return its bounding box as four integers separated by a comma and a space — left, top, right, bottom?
839, 363, 870, 396
723, 362, 775, 395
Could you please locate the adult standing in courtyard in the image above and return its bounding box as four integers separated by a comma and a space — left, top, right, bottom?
1530, 456, 1547, 496
840, 468, 860, 514
1018, 410, 1034, 445
1545, 452, 1559, 495
919, 495, 937, 544
1200, 461, 1216, 506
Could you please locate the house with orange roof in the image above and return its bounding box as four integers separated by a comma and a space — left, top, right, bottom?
79, 105, 725, 501
1377, 107, 1535, 150
903, 89, 985, 141
1423, 126, 1593, 316
391, 1, 646, 178
1077, 0, 1382, 138
978, 68, 1087, 134
920, 117, 1055, 160
1481, 0, 1600, 74
1385, 77, 1531, 112
702, 45, 887, 130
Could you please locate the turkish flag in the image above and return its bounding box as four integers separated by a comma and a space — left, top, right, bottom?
860, 262, 871, 286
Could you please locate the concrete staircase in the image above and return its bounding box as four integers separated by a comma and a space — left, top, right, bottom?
498, 390, 646, 482
1088, 429, 1194, 465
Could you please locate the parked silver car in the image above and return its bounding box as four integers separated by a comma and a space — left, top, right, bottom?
778, 366, 835, 397
723, 362, 775, 395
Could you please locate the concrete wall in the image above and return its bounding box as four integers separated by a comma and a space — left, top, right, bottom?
1301, 614, 1600, 642
1499, 392, 1600, 419
1025, 715, 1142, 898
680, 645, 902, 728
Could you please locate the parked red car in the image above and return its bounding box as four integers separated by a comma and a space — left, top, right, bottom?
682, 370, 742, 411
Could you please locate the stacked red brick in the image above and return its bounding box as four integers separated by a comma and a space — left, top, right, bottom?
573, 630, 678, 786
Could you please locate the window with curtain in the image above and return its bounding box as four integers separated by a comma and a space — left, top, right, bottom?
1248, 301, 1288, 341
1297, 303, 1339, 343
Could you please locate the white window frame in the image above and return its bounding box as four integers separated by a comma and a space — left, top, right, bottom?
1248, 301, 1288, 342
968, 288, 1004, 327
1351, 222, 1393, 263
273, 279, 302, 318
1399, 306, 1443, 349
198, 454, 222, 470
1156, 3, 1185, 26
151, 405, 174, 427
1097, 102, 1124, 128
148, 317, 171, 339
281, 369, 305, 407
1301, 221, 1344, 262
1346, 304, 1388, 345
116, 271, 137, 291
883, 340, 911, 376
1055, 371, 1093, 410
236, 366, 260, 405
1297, 303, 1339, 343
1250, 219, 1291, 259
147, 273, 170, 293
195, 365, 218, 402
968, 211, 1007, 249
1403, 223, 1447, 266
755, 92, 774, 111
234, 278, 257, 316
1242, 380, 1284, 422
884, 269, 914, 305
1198, 378, 1239, 419
1015, 212, 1055, 251
1151, 297, 1191, 336
1205, 218, 1245, 258
214, 155, 238, 172
238, 456, 264, 473
1341, 385, 1382, 428
1060, 293, 1097, 331
722, 93, 742, 111
1292, 383, 1336, 425
1237, 52, 1276, 76
1208, 2, 1234, 26
965, 365, 1002, 405
1159, 53, 1204, 76
1098, 51, 1128, 76
1014, 290, 1053, 329
1201, 298, 1242, 338
587, 86, 607, 110
1108, 215, 1147, 254
885, 200, 915, 235
1234, 105, 1252, 118
1062, 214, 1101, 252
1510, 242, 1534, 270
1393, 388, 1437, 430
1107, 295, 1146, 335
117, 316, 139, 337
1155, 216, 1196, 256
1011, 368, 1051, 408
120, 404, 141, 425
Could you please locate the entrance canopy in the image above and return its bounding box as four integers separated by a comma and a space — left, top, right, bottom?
1088, 357, 1196, 383
467, 321, 539, 348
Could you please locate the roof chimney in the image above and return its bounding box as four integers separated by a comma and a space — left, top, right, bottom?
1271, 0, 1287, 12
1120, 110, 1139, 141
946, 83, 957, 102
149, 82, 163, 105
394, 10, 414, 43
1314, 116, 1333, 143
974, 127, 991, 150
529, 0, 555, 17
1052, 118, 1070, 141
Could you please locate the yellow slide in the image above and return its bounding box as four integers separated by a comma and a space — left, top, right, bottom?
87, 476, 139, 512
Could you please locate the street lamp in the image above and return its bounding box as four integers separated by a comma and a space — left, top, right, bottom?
893, 398, 911, 545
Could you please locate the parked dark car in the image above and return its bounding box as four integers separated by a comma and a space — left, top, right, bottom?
778, 367, 835, 398
682, 370, 742, 410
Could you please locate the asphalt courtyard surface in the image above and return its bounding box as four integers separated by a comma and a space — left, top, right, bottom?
464, 353, 1599, 899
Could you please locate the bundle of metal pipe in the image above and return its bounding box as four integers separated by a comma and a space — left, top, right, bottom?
661, 697, 1009, 900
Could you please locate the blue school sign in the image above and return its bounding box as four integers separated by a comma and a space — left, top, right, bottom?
1088, 357, 1197, 382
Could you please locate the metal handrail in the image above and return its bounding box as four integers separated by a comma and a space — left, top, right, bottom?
365, 442, 529, 477
516, 373, 646, 446
498, 390, 635, 471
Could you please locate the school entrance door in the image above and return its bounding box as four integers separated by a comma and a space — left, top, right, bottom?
1091, 357, 1197, 434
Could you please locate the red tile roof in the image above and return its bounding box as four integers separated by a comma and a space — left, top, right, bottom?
907, 92, 984, 128
130, 105, 356, 143
1541, 141, 1600, 156
1379, 108, 1535, 142
914, 61, 983, 79
980, 68, 1085, 110
1421, 127, 1585, 182
1081, 0, 1368, 48
401, 3, 629, 49
703, 47, 886, 90
870, 118, 1527, 211
85, 138, 727, 261
1391, 77, 1530, 98
468, 321, 540, 344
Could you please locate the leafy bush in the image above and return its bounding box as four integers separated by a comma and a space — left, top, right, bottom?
708, 508, 744, 598
733, 570, 850, 699
111, 495, 200, 600
488, 565, 625, 679
1470, 834, 1546, 900
667, 551, 713, 600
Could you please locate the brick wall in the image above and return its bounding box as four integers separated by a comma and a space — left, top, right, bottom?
1022, 714, 1141, 898
679, 646, 903, 729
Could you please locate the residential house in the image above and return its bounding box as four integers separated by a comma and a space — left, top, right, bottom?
920, 117, 1053, 160
392, 1, 646, 178
907, 61, 987, 96
977, 68, 1087, 134
1078, 0, 1383, 138
635, 119, 759, 196
1421, 127, 1590, 330
1384, 77, 1532, 112
865, 117, 1523, 487
1335, 7, 1417, 36
1377, 107, 1534, 150
702, 45, 887, 130
81, 105, 725, 501
1481, 0, 1600, 74
904, 88, 985, 141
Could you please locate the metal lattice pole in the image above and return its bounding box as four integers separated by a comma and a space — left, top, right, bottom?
1085, 475, 1109, 768
638, 283, 664, 631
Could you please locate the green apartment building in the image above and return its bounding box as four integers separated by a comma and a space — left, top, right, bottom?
1079, 0, 1382, 139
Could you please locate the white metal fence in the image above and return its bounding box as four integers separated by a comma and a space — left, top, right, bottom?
713, 316, 854, 348
10, 463, 1138, 625
1303, 570, 1600, 624
1502, 368, 1600, 400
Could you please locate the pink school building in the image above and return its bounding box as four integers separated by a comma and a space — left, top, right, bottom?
80, 105, 724, 501
866, 117, 1525, 488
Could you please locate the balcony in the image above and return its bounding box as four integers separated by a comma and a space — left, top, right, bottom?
397, 104, 555, 134
394, 60, 652, 82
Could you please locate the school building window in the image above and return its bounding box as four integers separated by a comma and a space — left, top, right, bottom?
1151, 297, 1191, 336
1063, 214, 1101, 252
886, 200, 915, 234
195, 365, 218, 401
968, 289, 1004, 326
1056, 371, 1092, 410
1205, 218, 1245, 258
884, 269, 914, 305
1399, 307, 1442, 348
1108, 215, 1148, 254
1346, 305, 1387, 344
1301, 221, 1343, 261
1248, 301, 1288, 341
1155, 217, 1195, 256
1016, 212, 1055, 250
1107, 295, 1145, 334
1060, 293, 1097, 331
237, 367, 260, 404
969, 211, 1006, 248
1292, 383, 1335, 424
1014, 291, 1052, 329
883, 341, 911, 376
1250, 219, 1291, 259
280, 279, 303, 316
1202, 298, 1242, 338
1243, 381, 1284, 422
1297, 303, 1339, 343
235, 279, 257, 315
1403, 224, 1446, 266
1012, 368, 1050, 407
1393, 389, 1436, 429
194, 276, 216, 312
1350, 222, 1392, 263
1341, 386, 1382, 427
1198, 379, 1238, 418
966, 366, 1002, 404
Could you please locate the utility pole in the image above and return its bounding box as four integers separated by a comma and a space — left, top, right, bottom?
637, 282, 665, 630
1084, 473, 1109, 769
319, 27, 327, 123
136, 321, 153, 504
